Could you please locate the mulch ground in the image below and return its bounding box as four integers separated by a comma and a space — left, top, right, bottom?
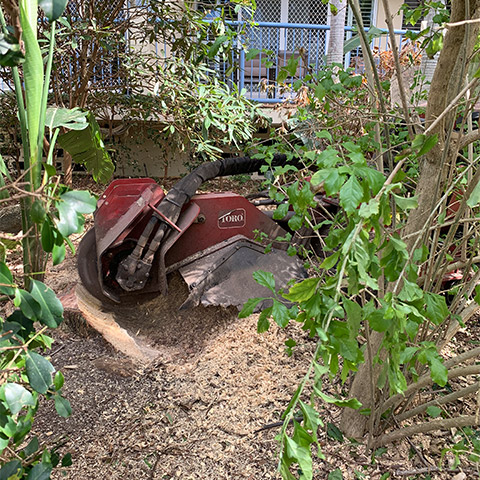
2, 175, 479, 479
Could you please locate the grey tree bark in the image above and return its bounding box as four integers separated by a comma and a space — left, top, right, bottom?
326, 0, 347, 65
340, 0, 480, 440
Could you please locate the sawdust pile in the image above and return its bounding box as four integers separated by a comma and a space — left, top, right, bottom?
35, 309, 322, 479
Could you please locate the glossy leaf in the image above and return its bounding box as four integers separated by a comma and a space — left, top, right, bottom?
0, 461, 22, 479
207, 35, 228, 58
272, 300, 290, 328
39, 0, 69, 20
59, 190, 97, 214
393, 194, 418, 211
57, 113, 114, 183
55, 191, 95, 237
0, 33, 24, 67
0, 261, 15, 296
53, 371, 64, 391
245, 48, 260, 61
285, 437, 313, 480
257, 307, 272, 333
299, 400, 323, 434
26, 462, 52, 480
25, 352, 55, 394
41, 219, 55, 252
339, 176, 363, 214
239, 297, 264, 318
52, 242, 66, 265
54, 394, 71, 418
317, 390, 362, 409
30, 200, 46, 224
4, 384, 36, 415
14, 289, 41, 321
45, 106, 88, 131
29, 280, 63, 328
328, 469, 343, 480
426, 405, 442, 418
429, 357, 448, 387
424, 292, 449, 325
358, 198, 379, 219
467, 179, 480, 208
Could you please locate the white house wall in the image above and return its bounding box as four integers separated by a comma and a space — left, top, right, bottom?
375, 0, 405, 29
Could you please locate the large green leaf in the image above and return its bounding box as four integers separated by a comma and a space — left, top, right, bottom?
54, 394, 71, 418
343, 26, 385, 53
467, 178, 480, 208
317, 390, 362, 409
25, 352, 55, 394
252, 270, 275, 293
283, 278, 319, 303
60, 190, 97, 214
4, 383, 35, 415
285, 437, 313, 480
339, 175, 363, 214
14, 289, 41, 321
0, 461, 22, 479
20, 0, 44, 166
55, 190, 96, 237
57, 113, 114, 183
272, 299, 290, 328
239, 297, 264, 318
45, 107, 88, 131
26, 462, 52, 480
29, 279, 64, 328
39, 0, 69, 21
0, 33, 24, 67
424, 292, 449, 325
0, 261, 15, 296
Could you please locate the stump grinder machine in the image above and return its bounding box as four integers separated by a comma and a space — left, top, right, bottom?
77, 155, 338, 311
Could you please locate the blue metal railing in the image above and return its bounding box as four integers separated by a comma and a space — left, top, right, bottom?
0, 20, 413, 103
153, 21, 412, 103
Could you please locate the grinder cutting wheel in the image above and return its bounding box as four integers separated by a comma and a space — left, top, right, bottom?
77, 155, 337, 311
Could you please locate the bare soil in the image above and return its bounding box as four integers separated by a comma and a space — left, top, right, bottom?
4, 177, 479, 479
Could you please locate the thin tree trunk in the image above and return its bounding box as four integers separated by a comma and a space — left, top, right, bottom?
326, 0, 347, 65
341, 0, 480, 441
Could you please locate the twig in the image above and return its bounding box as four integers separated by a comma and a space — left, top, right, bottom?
255, 416, 304, 434
50, 344, 66, 357
395, 467, 460, 476
424, 77, 479, 135
446, 18, 480, 27
393, 417, 433, 468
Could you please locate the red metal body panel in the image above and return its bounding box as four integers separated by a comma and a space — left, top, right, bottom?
94, 178, 165, 255
164, 192, 285, 267
92, 181, 287, 299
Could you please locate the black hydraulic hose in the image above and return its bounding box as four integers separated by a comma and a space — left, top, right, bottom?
164, 154, 292, 210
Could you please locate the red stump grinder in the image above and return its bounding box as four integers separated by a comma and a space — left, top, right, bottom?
77, 155, 337, 311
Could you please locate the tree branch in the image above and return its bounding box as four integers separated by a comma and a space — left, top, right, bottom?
395, 382, 479, 422
373, 414, 480, 447
381, 364, 480, 416
459, 127, 480, 150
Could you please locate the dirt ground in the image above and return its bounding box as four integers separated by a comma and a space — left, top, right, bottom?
4, 177, 480, 479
